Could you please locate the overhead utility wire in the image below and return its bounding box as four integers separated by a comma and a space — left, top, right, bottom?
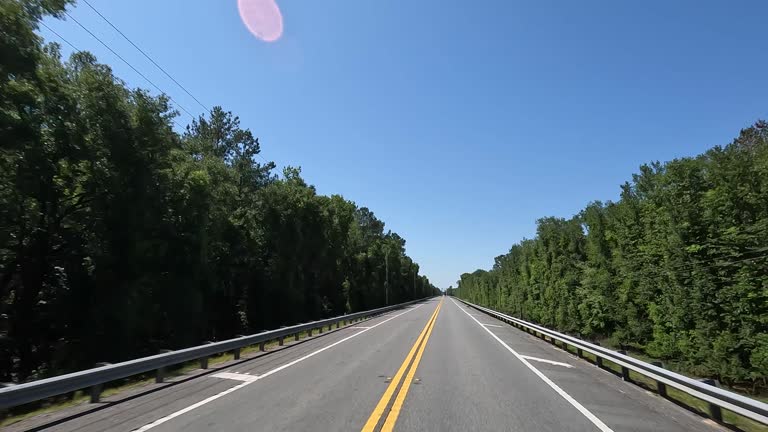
80, 0, 210, 113
54, 8, 275, 164
63, 10, 196, 120
71, 4, 274, 166
39, 21, 187, 131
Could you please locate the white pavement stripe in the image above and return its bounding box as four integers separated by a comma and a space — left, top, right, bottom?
481, 323, 504, 328
451, 299, 614, 432
131, 303, 426, 431
212, 372, 260, 382
131, 382, 250, 432
520, 355, 574, 368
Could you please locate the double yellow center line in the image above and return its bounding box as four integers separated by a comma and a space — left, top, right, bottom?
361, 299, 443, 432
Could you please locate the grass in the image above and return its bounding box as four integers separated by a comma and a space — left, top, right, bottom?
533, 334, 768, 432
0, 316, 366, 428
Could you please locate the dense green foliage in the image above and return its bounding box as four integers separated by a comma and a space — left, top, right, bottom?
0, 1, 438, 383
453, 122, 768, 390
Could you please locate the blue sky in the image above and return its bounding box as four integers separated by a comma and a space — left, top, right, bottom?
42, 1, 768, 288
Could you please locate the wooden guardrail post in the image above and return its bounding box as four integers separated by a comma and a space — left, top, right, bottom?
651, 361, 667, 397
593, 342, 603, 367
233, 336, 244, 360
90, 363, 111, 403
200, 342, 212, 369
701, 378, 723, 422
0, 382, 13, 419
156, 349, 173, 383
617, 350, 631, 381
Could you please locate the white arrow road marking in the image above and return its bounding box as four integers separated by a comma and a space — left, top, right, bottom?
212, 372, 260, 382
520, 355, 574, 368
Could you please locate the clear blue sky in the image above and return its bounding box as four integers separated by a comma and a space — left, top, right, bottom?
42, 1, 768, 288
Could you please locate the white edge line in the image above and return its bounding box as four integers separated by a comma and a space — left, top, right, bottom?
132, 303, 426, 431
131, 381, 250, 432
450, 299, 614, 432
520, 355, 574, 368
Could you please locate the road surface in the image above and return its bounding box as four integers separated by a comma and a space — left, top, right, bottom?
9, 297, 717, 432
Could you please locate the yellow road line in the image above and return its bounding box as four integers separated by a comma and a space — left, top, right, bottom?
361, 300, 442, 432
381, 300, 440, 431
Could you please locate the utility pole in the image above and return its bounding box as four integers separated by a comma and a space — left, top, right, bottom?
384, 248, 389, 305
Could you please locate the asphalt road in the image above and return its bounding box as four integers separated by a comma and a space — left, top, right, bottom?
9, 297, 719, 432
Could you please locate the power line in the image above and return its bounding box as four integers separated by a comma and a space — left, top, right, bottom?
80, 0, 210, 113
63, 10, 196, 120
70, 4, 276, 165
39, 22, 187, 131
49, 9, 275, 163
40, 21, 80, 51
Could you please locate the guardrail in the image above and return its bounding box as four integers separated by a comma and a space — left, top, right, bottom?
0, 298, 427, 410
453, 297, 768, 426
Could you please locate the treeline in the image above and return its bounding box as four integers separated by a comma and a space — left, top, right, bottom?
0, 0, 438, 383
450, 122, 768, 390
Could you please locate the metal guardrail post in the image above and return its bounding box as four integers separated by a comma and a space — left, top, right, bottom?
577, 348, 583, 358
652, 361, 667, 397
278, 336, 284, 346
259, 341, 266, 352
319, 325, 323, 334
294, 333, 299, 341
702, 379, 724, 422
90, 363, 111, 403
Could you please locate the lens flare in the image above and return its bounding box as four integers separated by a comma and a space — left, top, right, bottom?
238, 0, 284, 42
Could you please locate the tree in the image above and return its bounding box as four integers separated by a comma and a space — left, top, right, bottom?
455, 121, 768, 391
